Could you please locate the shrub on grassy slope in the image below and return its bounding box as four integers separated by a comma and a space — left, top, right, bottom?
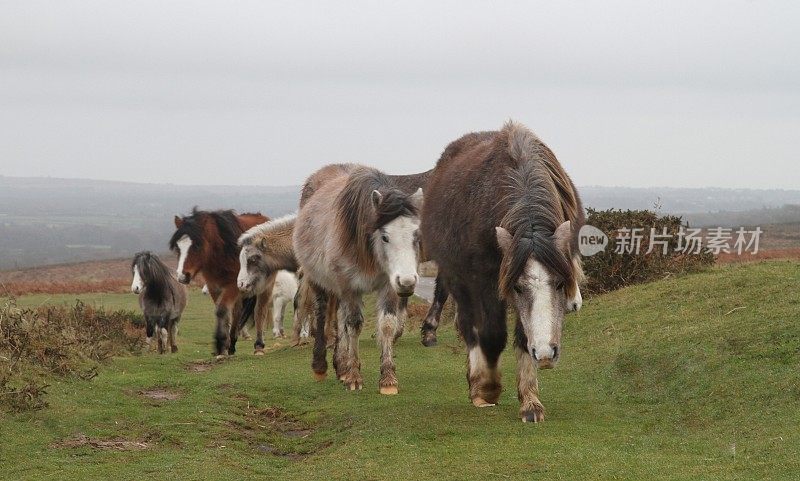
583, 208, 715, 295
0, 299, 144, 412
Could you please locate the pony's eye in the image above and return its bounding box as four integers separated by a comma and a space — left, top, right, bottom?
513, 284, 524, 294
555, 281, 565, 291
381, 234, 389, 243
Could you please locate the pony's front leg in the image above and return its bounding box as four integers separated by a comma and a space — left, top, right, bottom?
214, 289, 238, 357
514, 321, 544, 423
420, 275, 448, 347
310, 286, 330, 381
145, 316, 156, 351
338, 298, 364, 391
253, 293, 271, 355
377, 286, 403, 395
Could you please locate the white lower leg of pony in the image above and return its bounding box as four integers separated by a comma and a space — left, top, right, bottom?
468, 344, 500, 407
376, 307, 400, 394
272, 298, 285, 337
515, 346, 544, 422
159, 327, 168, 352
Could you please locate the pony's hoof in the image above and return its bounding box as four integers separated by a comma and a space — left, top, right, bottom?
421, 331, 438, 347
313, 371, 327, 382
171, 346, 178, 353
346, 382, 363, 391
471, 397, 496, 408
214, 354, 227, 361
379, 385, 399, 395
521, 409, 545, 423
254, 349, 265, 356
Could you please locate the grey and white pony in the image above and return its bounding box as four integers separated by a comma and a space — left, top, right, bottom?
294, 165, 423, 394
131, 251, 187, 354
237, 214, 303, 347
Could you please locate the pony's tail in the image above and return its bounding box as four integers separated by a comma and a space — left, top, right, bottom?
239, 295, 257, 330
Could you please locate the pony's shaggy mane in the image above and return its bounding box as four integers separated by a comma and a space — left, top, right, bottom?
497, 121, 575, 299
238, 213, 297, 246
132, 251, 177, 306
336, 167, 419, 274
169, 207, 249, 260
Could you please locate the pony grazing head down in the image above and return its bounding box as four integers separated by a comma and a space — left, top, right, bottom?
337, 168, 424, 297
236, 213, 297, 295
495, 124, 576, 370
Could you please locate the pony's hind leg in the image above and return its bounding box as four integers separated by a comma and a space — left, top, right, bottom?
168, 317, 179, 353
253, 293, 271, 355
272, 296, 286, 338
157, 316, 169, 355
377, 286, 402, 395
514, 320, 544, 423
337, 298, 364, 391
310, 285, 330, 381
420, 275, 449, 347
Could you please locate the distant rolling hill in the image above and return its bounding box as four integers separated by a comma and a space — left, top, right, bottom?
0, 176, 798, 269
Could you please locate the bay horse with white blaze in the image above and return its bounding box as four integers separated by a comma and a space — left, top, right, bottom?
131, 251, 187, 354
294, 165, 423, 393
421, 121, 583, 423
169, 208, 268, 356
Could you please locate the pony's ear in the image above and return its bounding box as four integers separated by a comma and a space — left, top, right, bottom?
371, 190, 383, 209
554, 220, 572, 255
410, 187, 424, 210
258, 238, 269, 251
495, 226, 513, 253
174, 215, 183, 228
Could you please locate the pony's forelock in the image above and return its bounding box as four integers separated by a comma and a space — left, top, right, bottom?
497, 122, 574, 298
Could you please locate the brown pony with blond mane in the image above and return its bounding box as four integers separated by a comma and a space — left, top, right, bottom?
169, 208, 268, 356
421, 121, 583, 423
294, 165, 424, 393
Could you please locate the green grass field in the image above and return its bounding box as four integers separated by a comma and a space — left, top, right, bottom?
1, 261, 798, 480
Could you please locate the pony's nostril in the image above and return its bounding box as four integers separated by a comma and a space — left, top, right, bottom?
530, 348, 537, 360
551, 345, 559, 360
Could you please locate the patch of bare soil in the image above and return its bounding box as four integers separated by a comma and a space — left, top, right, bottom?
185, 360, 215, 373
138, 387, 180, 401
53, 433, 151, 451
226, 402, 327, 459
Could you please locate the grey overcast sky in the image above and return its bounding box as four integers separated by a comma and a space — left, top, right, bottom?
1, 1, 798, 188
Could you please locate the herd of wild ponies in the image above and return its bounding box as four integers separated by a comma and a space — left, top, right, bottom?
132, 121, 584, 422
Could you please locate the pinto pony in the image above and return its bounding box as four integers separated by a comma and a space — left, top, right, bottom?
294, 165, 424, 393
131, 251, 187, 354
421, 121, 583, 423
169, 208, 268, 356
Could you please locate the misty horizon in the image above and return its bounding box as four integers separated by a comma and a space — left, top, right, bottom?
2, 1, 799, 190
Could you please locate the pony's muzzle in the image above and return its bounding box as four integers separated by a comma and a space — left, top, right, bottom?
394, 274, 418, 297
177, 273, 191, 284
132, 287, 140, 294
531, 344, 559, 369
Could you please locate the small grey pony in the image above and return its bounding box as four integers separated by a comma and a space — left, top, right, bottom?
131, 251, 187, 353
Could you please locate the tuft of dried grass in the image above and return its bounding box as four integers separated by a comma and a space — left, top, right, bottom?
0, 299, 144, 412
